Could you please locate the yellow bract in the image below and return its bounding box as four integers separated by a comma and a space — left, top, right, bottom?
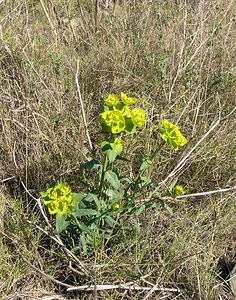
120, 92, 137, 105
131, 108, 146, 127
105, 93, 119, 106
101, 110, 126, 134
101, 92, 147, 134
175, 185, 188, 196
159, 119, 188, 150
112, 202, 122, 210
41, 183, 73, 215
114, 104, 132, 117
114, 138, 124, 145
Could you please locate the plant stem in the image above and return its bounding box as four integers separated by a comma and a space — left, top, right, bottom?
124, 142, 165, 199
150, 141, 165, 160
98, 156, 108, 200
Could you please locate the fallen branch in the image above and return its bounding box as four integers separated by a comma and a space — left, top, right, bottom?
175, 185, 236, 200
67, 284, 181, 293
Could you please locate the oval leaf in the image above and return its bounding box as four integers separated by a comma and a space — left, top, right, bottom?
56, 213, 70, 234
104, 171, 120, 190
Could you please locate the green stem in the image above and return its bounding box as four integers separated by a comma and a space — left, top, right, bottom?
124, 142, 165, 199
98, 155, 108, 200
150, 141, 165, 160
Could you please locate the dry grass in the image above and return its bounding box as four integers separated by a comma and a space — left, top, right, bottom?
1, 0, 236, 299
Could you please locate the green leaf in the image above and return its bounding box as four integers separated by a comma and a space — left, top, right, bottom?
104, 171, 121, 189
80, 233, 87, 255
78, 223, 92, 233
71, 192, 87, 211
154, 191, 162, 198
101, 140, 123, 163
145, 201, 156, 209
167, 178, 179, 193
130, 217, 141, 232
80, 160, 101, 170
84, 193, 101, 210
135, 205, 146, 216
120, 176, 133, 184
72, 192, 87, 203
106, 150, 118, 163
115, 155, 130, 162
105, 216, 117, 227
101, 141, 112, 151
140, 158, 152, 170
138, 176, 152, 189
105, 189, 123, 201
40, 191, 48, 198
73, 208, 97, 218
103, 105, 110, 112
125, 118, 136, 133
159, 198, 173, 215
56, 213, 70, 234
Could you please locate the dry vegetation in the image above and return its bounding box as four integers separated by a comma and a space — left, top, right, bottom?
1, 0, 236, 299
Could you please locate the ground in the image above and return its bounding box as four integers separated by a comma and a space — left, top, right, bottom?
1, 0, 236, 299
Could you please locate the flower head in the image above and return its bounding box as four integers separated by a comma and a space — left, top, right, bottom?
158, 119, 188, 150
131, 108, 147, 127
101, 110, 126, 134
104, 93, 119, 106
41, 183, 73, 214
120, 92, 137, 105
175, 185, 188, 196
114, 103, 132, 117
112, 202, 122, 210
114, 138, 124, 145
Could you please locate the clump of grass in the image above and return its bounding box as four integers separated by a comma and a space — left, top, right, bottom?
1, 0, 236, 299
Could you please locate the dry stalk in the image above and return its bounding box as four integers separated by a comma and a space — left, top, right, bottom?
75, 58, 93, 150
67, 283, 181, 293
12, 144, 89, 276
175, 185, 236, 200
39, 0, 57, 38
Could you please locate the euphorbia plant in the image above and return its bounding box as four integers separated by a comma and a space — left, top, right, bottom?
40, 92, 188, 256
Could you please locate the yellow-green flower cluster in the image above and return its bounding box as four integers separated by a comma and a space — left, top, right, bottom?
40, 183, 73, 215
104, 93, 119, 106
114, 137, 124, 145
131, 108, 146, 127
175, 185, 188, 196
101, 93, 147, 134
112, 202, 122, 210
158, 119, 188, 150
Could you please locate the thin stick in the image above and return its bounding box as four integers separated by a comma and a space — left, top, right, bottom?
175, 185, 236, 200
39, 0, 57, 38
75, 59, 93, 150
26, 219, 86, 276
67, 284, 181, 292
222, 105, 236, 121
94, 0, 98, 32
0, 176, 15, 183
